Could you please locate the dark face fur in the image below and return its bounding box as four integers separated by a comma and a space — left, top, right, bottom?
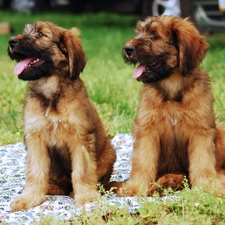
123, 16, 208, 84
8, 21, 86, 81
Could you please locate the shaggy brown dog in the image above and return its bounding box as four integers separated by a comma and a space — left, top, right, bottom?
8, 21, 116, 211
113, 16, 225, 196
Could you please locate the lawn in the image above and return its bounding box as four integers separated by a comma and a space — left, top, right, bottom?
0, 10, 225, 224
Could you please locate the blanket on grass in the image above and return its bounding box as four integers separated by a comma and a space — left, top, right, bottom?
0, 134, 174, 224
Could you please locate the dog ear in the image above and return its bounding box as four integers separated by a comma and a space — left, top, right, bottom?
61, 27, 86, 79
171, 18, 209, 76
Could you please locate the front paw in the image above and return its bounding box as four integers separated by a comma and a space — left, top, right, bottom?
116, 183, 140, 197
11, 195, 46, 212
74, 191, 100, 206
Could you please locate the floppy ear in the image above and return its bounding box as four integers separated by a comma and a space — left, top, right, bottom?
61, 27, 86, 79
171, 18, 209, 75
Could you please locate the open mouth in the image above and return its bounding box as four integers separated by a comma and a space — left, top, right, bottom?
14, 58, 45, 76
132, 61, 161, 79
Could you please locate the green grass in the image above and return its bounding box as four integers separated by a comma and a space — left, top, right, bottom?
1, 11, 225, 224
37, 183, 225, 224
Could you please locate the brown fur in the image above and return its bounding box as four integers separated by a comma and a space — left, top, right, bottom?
8, 21, 116, 211
112, 16, 225, 196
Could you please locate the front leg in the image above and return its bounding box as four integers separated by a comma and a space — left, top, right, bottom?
11, 136, 50, 211
69, 143, 100, 205
117, 131, 160, 196
188, 131, 225, 195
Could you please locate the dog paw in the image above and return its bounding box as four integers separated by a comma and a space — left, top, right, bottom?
148, 174, 185, 196
116, 184, 140, 197
11, 195, 45, 212
74, 191, 100, 206
117, 188, 137, 197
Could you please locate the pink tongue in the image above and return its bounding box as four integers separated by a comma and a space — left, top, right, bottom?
14, 58, 34, 75
132, 64, 146, 78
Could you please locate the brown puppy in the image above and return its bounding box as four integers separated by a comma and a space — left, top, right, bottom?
114, 16, 225, 196
8, 21, 116, 211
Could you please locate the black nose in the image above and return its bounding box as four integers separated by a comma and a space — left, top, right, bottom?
9, 38, 19, 48
124, 46, 135, 56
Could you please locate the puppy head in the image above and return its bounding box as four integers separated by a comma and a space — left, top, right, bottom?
8, 21, 86, 81
123, 16, 209, 83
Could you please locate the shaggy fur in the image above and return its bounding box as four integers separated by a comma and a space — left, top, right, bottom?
8, 21, 116, 211
112, 16, 225, 196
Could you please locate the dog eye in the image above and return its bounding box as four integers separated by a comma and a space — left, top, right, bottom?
150, 34, 159, 40
37, 32, 44, 38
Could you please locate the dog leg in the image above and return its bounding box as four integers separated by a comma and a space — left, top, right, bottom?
215, 126, 225, 175
117, 134, 160, 196
70, 145, 100, 205
96, 142, 116, 189
11, 138, 50, 211
188, 132, 225, 195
